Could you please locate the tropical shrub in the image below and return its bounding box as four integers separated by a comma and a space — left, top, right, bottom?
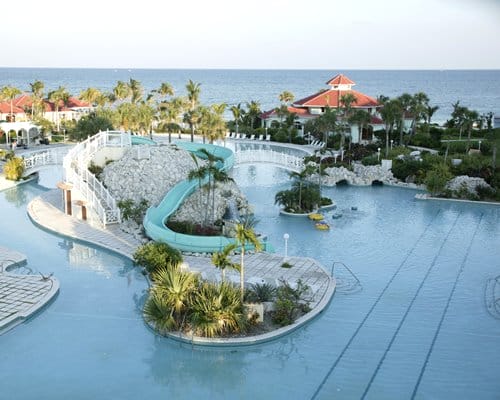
425, 163, 452, 196
133, 242, 182, 274
144, 266, 198, 332
4, 157, 25, 181
118, 198, 149, 224
272, 280, 311, 327
190, 281, 246, 338
70, 113, 114, 141
88, 161, 104, 180
245, 283, 277, 303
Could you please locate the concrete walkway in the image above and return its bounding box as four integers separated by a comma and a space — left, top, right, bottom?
0, 246, 60, 334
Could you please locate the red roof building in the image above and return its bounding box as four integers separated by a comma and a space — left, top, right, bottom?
261, 73, 381, 144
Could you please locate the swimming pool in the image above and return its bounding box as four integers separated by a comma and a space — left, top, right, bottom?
0, 163, 499, 399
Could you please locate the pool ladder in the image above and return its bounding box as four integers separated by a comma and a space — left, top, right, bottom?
331, 261, 362, 294
485, 275, 500, 320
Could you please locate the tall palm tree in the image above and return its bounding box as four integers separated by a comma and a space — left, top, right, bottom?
186, 80, 201, 142
349, 109, 372, 143
289, 165, 315, 212
113, 80, 131, 103
425, 105, 439, 133
230, 103, 245, 136
235, 221, 262, 302
464, 108, 479, 152
339, 92, 357, 118
79, 87, 102, 108
48, 86, 70, 132
29, 80, 45, 118
188, 153, 208, 212
409, 92, 429, 135
379, 99, 400, 157
313, 107, 338, 148
0, 86, 22, 122
246, 100, 261, 129
128, 79, 143, 104
279, 90, 294, 105
212, 243, 240, 282
397, 93, 413, 145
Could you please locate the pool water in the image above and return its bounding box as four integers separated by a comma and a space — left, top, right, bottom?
0, 164, 499, 400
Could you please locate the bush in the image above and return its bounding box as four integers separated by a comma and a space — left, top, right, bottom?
166, 220, 221, 236
272, 280, 311, 327
88, 161, 104, 180
118, 198, 149, 224
70, 113, 114, 141
245, 283, 277, 302
4, 157, 25, 181
425, 163, 452, 196
409, 133, 440, 149
133, 242, 182, 274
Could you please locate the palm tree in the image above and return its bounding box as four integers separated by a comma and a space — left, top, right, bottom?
279, 90, 294, 105
379, 99, 400, 157
197, 148, 223, 223
48, 86, 70, 132
128, 79, 143, 104
212, 243, 240, 282
29, 80, 44, 118
409, 92, 429, 134
246, 100, 261, 129
349, 109, 372, 144
144, 266, 197, 332
396, 93, 413, 145
0, 86, 22, 122
79, 87, 102, 108
313, 107, 338, 148
274, 190, 295, 211
464, 108, 479, 152
340, 92, 357, 118
186, 80, 201, 142
425, 105, 439, 133
289, 165, 315, 212
113, 80, 131, 103
230, 103, 244, 136
235, 221, 262, 302
188, 153, 208, 213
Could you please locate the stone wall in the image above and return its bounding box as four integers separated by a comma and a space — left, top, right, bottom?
308, 163, 397, 186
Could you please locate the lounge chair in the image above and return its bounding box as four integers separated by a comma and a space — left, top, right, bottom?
311, 140, 317, 146
229, 132, 235, 139
258, 134, 264, 141
265, 135, 271, 141
240, 133, 246, 139
249, 134, 255, 140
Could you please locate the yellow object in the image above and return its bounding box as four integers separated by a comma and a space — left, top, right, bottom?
308, 213, 324, 221
315, 222, 330, 230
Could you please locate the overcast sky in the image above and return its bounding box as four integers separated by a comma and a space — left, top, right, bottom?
2, 0, 499, 69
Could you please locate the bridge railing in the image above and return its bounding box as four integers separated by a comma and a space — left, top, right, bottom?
63, 131, 131, 225
234, 149, 304, 171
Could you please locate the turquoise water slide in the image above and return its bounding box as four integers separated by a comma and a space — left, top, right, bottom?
143, 141, 273, 253
131, 135, 157, 145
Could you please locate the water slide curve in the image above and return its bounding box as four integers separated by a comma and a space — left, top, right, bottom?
140, 139, 272, 253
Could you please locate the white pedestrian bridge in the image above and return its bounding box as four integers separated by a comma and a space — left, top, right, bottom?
20, 131, 308, 226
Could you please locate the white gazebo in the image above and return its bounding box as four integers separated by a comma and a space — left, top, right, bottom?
0, 121, 41, 148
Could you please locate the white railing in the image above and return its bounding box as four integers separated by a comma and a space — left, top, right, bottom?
22, 147, 69, 173
234, 149, 304, 172
63, 131, 132, 226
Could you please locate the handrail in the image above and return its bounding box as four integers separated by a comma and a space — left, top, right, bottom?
235, 149, 304, 171
62, 130, 132, 225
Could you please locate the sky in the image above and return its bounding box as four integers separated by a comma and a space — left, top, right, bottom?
2, 0, 499, 69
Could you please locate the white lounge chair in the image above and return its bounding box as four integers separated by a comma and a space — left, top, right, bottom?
258, 134, 264, 141
229, 132, 236, 139
265, 135, 271, 141
250, 134, 255, 140
310, 140, 317, 146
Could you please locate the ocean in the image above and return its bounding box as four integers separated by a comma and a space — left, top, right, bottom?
1, 68, 499, 125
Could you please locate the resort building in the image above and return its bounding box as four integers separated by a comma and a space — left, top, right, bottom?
261, 73, 385, 144
0, 95, 91, 125
0, 121, 41, 147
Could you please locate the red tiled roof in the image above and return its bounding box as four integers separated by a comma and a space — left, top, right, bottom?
0, 102, 25, 114
294, 89, 379, 108
326, 74, 355, 86
260, 106, 316, 119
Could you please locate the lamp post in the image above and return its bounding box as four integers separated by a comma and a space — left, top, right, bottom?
390, 139, 393, 150
478, 140, 482, 151
283, 233, 289, 260
377, 147, 381, 162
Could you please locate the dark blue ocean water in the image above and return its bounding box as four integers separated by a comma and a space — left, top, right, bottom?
1, 68, 499, 124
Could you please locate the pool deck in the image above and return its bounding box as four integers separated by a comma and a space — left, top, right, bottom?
0, 246, 60, 334
26, 189, 336, 345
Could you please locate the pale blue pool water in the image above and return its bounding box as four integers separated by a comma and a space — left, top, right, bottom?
0, 164, 499, 400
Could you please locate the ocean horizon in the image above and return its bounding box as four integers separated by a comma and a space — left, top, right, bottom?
1, 68, 499, 124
